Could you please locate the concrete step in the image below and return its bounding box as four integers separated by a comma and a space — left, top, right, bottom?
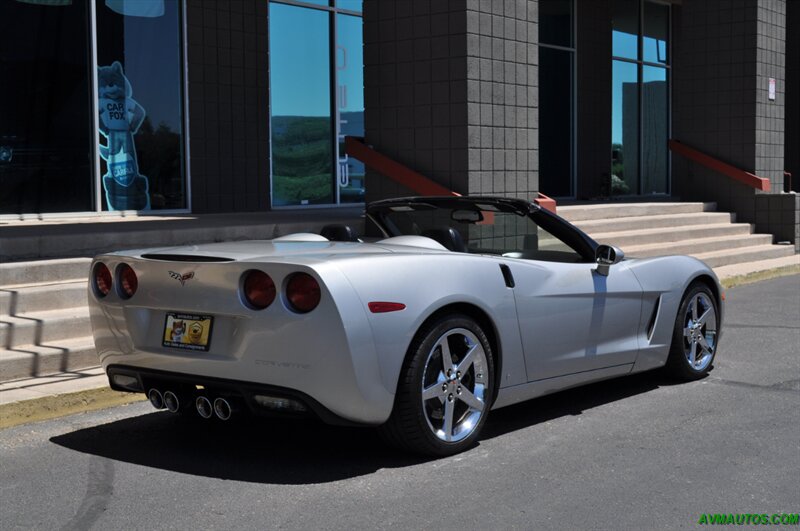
591, 222, 754, 248
558, 202, 714, 222
0, 336, 97, 381
694, 244, 796, 268
0, 307, 91, 349
0, 280, 88, 316
714, 254, 800, 280
625, 234, 775, 258
573, 212, 735, 234
0, 258, 91, 287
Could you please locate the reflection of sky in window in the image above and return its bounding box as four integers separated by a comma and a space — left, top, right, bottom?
612, 30, 637, 60
270, 3, 331, 117
643, 66, 666, 83
102, 0, 183, 132
611, 61, 636, 144
644, 36, 667, 64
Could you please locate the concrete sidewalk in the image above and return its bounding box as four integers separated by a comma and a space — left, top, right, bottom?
0, 367, 142, 429
1, 260, 797, 430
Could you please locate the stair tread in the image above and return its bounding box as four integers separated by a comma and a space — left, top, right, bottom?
0, 306, 90, 325
558, 202, 716, 221
0, 257, 91, 269
693, 244, 796, 259
559, 201, 709, 211
574, 211, 733, 227
0, 336, 96, 357
625, 234, 772, 253
1, 279, 88, 291
591, 222, 752, 239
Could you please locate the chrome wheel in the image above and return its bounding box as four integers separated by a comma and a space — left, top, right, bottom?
420, 328, 489, 443
682, 292, 717, 371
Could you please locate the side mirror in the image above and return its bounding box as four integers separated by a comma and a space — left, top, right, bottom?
595, 244, 625, 276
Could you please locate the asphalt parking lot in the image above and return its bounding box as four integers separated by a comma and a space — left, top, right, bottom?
1, 275, 798, 530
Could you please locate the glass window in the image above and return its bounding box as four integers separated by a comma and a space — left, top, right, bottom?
611, 60, 639, 196
336, 13, 365, 203
612, 0, 639, 60
0, 0, 94, 214
336, 0, 362, 12
539, 47, 573, 197
269, 3, 333, 206
642, 66, 668, 194
539, 0, 573, 48
95, 0, 187, 211
643, 1, 669, 65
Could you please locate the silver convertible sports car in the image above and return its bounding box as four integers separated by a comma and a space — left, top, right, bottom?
89, 196, 723, 455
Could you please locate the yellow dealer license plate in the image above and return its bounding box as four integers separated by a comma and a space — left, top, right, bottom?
163, 313, 213, 352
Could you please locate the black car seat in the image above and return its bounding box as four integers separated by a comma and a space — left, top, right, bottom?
320, 224, 360, 242
420, 227, 467, 252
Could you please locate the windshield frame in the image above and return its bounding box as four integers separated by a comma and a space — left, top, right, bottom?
366, 196, 598, 262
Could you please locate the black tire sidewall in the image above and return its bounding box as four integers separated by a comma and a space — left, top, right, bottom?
396, 314, 495, 456
667, 284, 719, 380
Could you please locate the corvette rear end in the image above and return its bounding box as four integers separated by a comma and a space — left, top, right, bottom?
88, 241, 395, 425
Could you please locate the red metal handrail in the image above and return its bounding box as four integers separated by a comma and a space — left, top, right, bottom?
344, 136, 557, 213
668, 139, 771, 192
344, 136, 459, 197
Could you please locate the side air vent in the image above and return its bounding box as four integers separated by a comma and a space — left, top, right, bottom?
646, 295, 662, 342
141, 254, 234, 262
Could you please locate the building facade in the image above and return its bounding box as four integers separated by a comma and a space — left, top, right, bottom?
1, 0, 797, 246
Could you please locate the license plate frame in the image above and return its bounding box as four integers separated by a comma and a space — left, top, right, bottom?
162, 312, 214, 352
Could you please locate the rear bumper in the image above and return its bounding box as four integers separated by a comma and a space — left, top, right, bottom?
107, 365, 367, 426
89, 259, 397, 425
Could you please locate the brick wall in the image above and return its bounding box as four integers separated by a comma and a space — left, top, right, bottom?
672, 0, 791, 234
185, 0, 270, 213
363, 0, 471, 201
364, 0, 539, 203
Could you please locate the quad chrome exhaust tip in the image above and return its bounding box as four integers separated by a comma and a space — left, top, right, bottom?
213, 398, 232, 421
195, 396, 213, 419
163, 391, 181, 413
148, 389, 165, 410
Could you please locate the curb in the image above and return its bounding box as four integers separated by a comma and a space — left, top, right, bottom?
720, 264, 800, 289
0, 386, 145, 430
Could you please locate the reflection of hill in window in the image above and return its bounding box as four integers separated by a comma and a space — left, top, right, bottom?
272, 115, 332, 177
134, 117, 183, 209
271, 115, 333, 204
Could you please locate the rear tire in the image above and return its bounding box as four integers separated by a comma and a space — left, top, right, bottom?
379, 314, 494, 456
666, 283, 719, 380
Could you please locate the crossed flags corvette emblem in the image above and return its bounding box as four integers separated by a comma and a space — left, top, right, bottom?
168, 271, 195, 286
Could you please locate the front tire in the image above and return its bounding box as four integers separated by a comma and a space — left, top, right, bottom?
666, 283, 719, 380
380, 314, 494, 456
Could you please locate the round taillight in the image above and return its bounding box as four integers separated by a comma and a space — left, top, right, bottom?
286, 273, 321, 313
242, 270, 276, 310
93, 262, 112, 297
117, 263, 138, 299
